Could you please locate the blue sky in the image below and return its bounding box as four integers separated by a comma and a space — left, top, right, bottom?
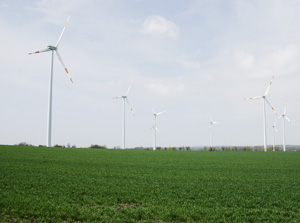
1, 0, 300, 148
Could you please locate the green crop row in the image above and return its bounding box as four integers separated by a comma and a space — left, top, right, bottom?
0, 145, 300, 222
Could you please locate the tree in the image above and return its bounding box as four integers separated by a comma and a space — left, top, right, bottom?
17, 142, 33, 146
244, 146, 252, 152
90, 144, 107, 149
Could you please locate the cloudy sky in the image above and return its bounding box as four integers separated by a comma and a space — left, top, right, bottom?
1, 0, 300, 148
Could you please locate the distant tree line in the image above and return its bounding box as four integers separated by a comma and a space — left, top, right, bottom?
14, 142, 300, 151
133, 146, 192, 151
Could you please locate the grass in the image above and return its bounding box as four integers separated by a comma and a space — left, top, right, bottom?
1, 145, 300, 222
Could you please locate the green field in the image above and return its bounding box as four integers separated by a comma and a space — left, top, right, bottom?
1, 145, 300, 222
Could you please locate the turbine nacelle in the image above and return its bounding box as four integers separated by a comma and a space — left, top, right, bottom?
47, 45, 57, 50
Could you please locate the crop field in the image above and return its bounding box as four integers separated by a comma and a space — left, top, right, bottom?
1, 145, 300, 222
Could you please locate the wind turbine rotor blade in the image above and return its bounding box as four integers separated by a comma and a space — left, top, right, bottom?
148, 105, 156, 114
56, 15, 71, 48
112, 96, 122, 99
56, 50, 73, 83
265, 98, 278, 116
264, 75, 275, 96
285, 116, 293, 124
28, 48, 51, 55
126, 98, 135, 116
244, 96, 263, 100
155, 127, 160, 133
156, 111, 166, 116
126, 80, 133, 96
283, 104, 287, 115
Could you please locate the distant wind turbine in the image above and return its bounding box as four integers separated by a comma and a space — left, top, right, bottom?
28, 15, 73, 147
209, 115, 220, 149
113, 81, 135, 149
278, 104, 293, 152
245, 76, 277, 152
271, 117, 279, 152
151, 108, 166, 150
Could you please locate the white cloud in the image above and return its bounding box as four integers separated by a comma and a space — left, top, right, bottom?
148, 83, 185, 97
235, 51, 255, 69
266, 44, 300, 75
177, 58, 201, 70
142, 15, 179, 38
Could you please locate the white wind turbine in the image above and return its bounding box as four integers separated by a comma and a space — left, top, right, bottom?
209, 115, 220, 149
113, 81, 135, 149
278, 104, 293, 152
271, 117, 279, 152
28, 16, 73, 147
151, 108, 166, 150
245, 76, 277, 152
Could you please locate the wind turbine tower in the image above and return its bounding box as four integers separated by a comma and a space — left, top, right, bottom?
209, 115, 220, 149
113, 81, 135, 149
28, 16, 73, 147
151, 108, 166, 150
271, 117, 278, 151
245, 76, 277, 152
278, 104, 293, 152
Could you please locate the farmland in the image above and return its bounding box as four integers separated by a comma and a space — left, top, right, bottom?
1, 145, 300, 222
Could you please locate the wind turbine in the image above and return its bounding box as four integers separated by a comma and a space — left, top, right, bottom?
271, 117, 279, 152
278, 104, 293, 152
245, 76, 277, 152
151, 108, 166, 150
113, 81, 135, 149
28, 16, 73, 147
209, 115, 220, 150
